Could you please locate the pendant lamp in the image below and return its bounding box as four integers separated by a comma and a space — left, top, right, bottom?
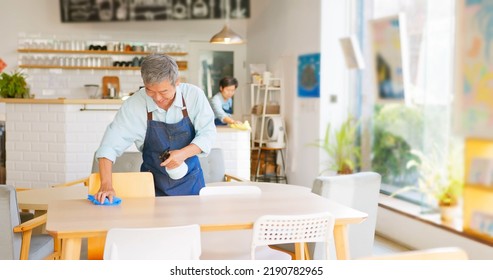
209, 0, 244, 44
210, 24, 244, 44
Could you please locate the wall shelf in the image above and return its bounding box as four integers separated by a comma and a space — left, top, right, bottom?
18, 49, 187, 56
18, 62, 187, 71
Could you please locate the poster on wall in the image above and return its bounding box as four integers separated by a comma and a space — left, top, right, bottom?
370, 14, 409, 103
297, 53, 320, 98
455, 0, 493, 139
60, 0, 250, 22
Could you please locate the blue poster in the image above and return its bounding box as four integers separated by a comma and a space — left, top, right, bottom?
297, 53, 320, 98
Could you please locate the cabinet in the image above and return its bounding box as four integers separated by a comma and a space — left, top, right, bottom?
249, 78, 287, 183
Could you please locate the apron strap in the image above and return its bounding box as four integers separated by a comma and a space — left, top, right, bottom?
147, 95, 189, 121
181, 96, 189, 118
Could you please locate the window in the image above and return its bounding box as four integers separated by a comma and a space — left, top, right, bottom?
361, 0, 460, 208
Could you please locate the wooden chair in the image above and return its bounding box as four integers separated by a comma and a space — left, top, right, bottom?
86, 172, 155, 260
359, 247, 469, 260
0, 185, 58, 260
52, 151, 143, 188
103, 225, 201, 260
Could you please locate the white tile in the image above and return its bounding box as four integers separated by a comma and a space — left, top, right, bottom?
15, 142, 31, 152
49, 143, 66, 153
31, 142, 49, 152
40, 172, 57, 182
14, 122, 31, 132
32, 162, 49, 172
40, 132, 57, 143
23, 152, 40, 161
14, 162, 32, 172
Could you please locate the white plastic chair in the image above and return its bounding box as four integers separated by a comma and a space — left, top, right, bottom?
199, 185, 289, 260
311, 172, 381, 259
103, 224, 201, 260
274, 172, 381, 259
252, 212, 335, 260
199, 185, 261, 196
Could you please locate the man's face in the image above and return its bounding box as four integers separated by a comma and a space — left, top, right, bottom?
145, 80, 179, 109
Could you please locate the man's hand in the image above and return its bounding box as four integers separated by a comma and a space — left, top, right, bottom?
95, 184, 116, 204
160, 149, 186, 169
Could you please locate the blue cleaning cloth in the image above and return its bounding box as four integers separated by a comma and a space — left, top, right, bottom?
87, 195, 122, 206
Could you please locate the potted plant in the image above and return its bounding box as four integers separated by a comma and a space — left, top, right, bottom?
311, 116, 361, 174
0, 70, 30, 98
392, 146, 463, 221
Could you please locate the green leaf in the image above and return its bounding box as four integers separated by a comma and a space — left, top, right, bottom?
0, 70, 29, 98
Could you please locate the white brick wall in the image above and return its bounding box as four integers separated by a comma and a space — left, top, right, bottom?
5, 103, 250, 188
5, 103, 120, 188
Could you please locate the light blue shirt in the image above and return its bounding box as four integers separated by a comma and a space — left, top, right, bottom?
210, 92, 232, 122
96, 83, 216, 163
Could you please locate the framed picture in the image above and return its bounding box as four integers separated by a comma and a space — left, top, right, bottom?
60, 0, 250, 23
370, 14, 409, 103
455, 0, 493, 139
297, 53, 320, 98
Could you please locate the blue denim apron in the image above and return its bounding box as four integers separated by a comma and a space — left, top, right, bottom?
141, 97, 205, 196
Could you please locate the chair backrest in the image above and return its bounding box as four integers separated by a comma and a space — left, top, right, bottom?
199, 185, 261, 196
198, 148, 226, 183
91, 152, 143, 173
88, 172, 155, 197
359, 247, 469, 260
103, 224, 201, 260
87, 172, 155, 260
311, 172, 381, 259
251, 212, 335, 260
0, 185, 21, 260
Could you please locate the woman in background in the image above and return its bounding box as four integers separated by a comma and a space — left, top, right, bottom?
210, 76, 242, 125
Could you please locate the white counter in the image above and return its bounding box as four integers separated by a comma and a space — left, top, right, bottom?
3, 100, 250, 188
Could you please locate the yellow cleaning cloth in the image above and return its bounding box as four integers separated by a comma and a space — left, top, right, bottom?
229, 121, 251, 131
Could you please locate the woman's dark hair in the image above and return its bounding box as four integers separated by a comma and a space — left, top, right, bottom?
219, 77, 238, 89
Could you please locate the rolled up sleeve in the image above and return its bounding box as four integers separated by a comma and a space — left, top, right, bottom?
185, 86, 217, 154
210, 93, 229, 122
95, 93, 147, 162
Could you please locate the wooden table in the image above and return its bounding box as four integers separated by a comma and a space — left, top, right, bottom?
46, 182, 367, 260
17, 186, 88, 235
17, 186, 87, 212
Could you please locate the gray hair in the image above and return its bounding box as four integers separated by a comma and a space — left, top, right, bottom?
140, 53, 179, 85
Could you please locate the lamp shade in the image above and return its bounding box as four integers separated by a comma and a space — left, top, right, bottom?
210, 24, 244, 44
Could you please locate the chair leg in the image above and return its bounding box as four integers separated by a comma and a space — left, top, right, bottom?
269, 245, 295, 259
280, 149, 287, 184
294, 242, 304, 260
87, 237, 105, 260
304, 243, 311, 260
